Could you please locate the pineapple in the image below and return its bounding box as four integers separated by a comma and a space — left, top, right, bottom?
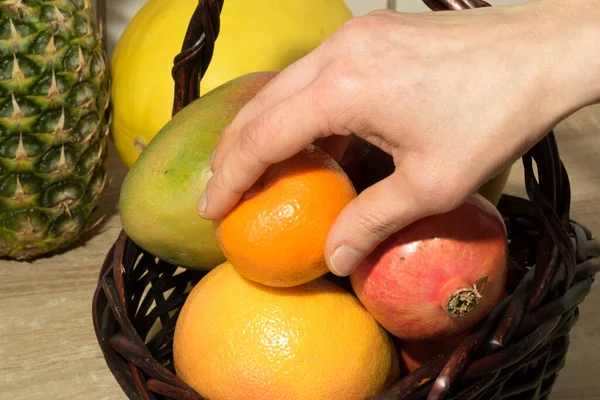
0, 0, 110, 259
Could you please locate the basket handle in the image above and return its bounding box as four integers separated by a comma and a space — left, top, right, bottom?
171, 0, 225, 116
93, 0, 224, 116
423, 0, 491, 10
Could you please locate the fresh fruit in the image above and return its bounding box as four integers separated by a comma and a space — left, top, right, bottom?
119, 71, 277, 269
350, 193, 508, 340
396, 288, 509, 373
110, 0, 354, 168
215, 144, 357, 287
173, 261, 400, 400
396, 289, 508, 374
0, 0, 110, 259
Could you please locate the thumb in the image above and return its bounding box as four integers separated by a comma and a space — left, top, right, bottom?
325, 173, 432, 277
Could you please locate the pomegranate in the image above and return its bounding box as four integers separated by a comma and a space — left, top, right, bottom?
396, 290, 509, 373
350, 193, 508, 340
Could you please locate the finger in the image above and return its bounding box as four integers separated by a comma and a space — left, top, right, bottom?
324, 173, 434, 277
211, 47, 328, 172
199, 81, 337, 220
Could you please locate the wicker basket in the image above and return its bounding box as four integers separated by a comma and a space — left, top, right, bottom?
92, 0, 600, 399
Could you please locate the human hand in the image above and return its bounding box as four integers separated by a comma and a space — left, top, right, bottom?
198, 0, 600, 276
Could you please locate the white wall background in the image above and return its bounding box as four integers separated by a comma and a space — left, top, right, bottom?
100, 0, 529, 57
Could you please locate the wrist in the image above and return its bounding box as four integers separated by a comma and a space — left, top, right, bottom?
525, 0, 600, 113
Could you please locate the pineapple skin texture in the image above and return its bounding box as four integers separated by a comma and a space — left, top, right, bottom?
0, 0, 110, 260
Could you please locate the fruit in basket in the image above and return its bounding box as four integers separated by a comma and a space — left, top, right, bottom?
110, 0, 354, 168
119, 71, 277, 269
214, 144, 357, 287
396, 289, 509, 373
0, 0, 110, 259
350, 193, 508, 340
173, 261, 400, 400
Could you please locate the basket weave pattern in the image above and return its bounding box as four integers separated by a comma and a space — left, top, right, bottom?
92, 1, 600, 399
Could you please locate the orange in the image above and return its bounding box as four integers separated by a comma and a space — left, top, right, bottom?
214, 144, 357, 287
173, 261, 400, 400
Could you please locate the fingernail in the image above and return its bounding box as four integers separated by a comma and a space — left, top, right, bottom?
329, 245, 365, 277
198, 190, 208, 218
210, 149, 216, 166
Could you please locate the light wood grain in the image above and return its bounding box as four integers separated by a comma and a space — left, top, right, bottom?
1, 105, 599, 400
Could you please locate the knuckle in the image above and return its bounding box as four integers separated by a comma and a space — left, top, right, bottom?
329, 16, 369, 50
335, 17, 364, 40
251, 86, 272, 110
337, 14, 379, 38
327, 60, 363, 95
354, 207, 396, 244
418, 194, 450, 215
338, 12, 393, 40
366, 9, 396, 18
414, 178, 467, 215
211, 163, 244, 195
316, 60, 363, 110
238, 119, 265, 159
233, 119, 271, 169
315, 62, 364, 133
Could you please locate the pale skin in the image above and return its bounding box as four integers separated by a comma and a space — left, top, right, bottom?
198, 0, 600, 277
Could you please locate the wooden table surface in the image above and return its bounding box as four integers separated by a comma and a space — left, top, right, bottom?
1, 105, 599, 400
